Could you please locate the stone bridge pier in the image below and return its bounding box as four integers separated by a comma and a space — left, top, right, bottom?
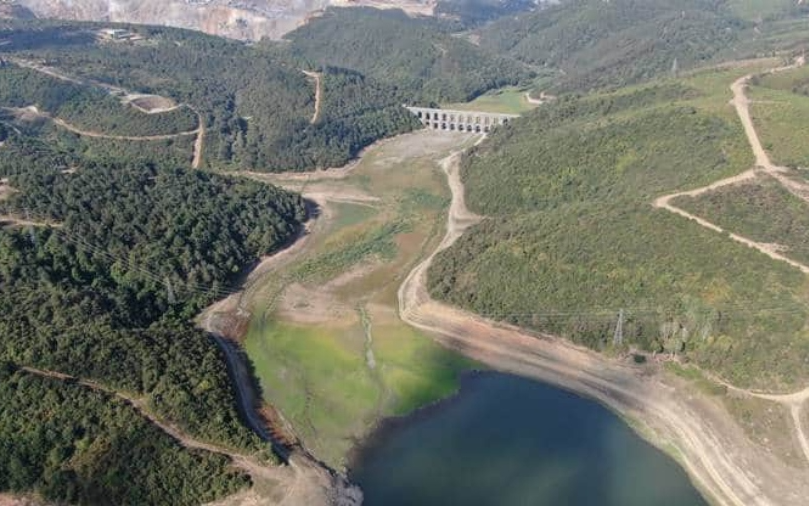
405, 106, 519, 133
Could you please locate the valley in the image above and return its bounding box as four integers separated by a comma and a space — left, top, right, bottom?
4, 2, 809, 505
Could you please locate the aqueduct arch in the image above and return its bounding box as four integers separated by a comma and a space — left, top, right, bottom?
405, 106, 518, 133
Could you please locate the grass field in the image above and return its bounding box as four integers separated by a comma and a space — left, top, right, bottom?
242, 133, 480, 468
749, 72, 809, 168
727, 0, 796, 20
443, 87, 538, 115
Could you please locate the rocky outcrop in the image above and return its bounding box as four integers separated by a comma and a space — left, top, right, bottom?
14, 0, 435, 40
16, 0, 327, 39
0, 2, 36, 19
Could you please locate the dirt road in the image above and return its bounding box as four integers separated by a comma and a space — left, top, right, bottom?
654, 58, 809, 274
651, 57, 809, 469
192, 110, 206, 169
16, 365, 340, 506
397, 147, 809, 505
7, 59, 206, 169
302, 70, 323, 124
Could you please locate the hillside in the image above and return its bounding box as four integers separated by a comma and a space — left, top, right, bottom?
0, 365, 250, 505
0, 20, 420, 172
476, 0, 809, 93
282, 7, 533, 104
428, 72, 809, 391
0, 123, 306, 501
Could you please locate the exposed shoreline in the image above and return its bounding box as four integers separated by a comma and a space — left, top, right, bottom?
203, 125, 809, 505
397, 148, 809, 506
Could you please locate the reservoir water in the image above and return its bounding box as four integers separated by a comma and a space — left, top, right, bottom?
351, 373, 708, 506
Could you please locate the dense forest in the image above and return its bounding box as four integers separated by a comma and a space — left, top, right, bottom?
428, 80, 809, 390
0, 113, 197, 169
476, 0, 748, 92
0, 20, 418, 171
0, 65, 200, 137
0, 126, 306, 501
282, 8, 533, 104
0, 364, 250, 505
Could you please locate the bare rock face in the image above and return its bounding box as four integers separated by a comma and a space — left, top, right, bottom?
13, 0, 436, 40
16, 0, 329, 39
0, 2, 37, 19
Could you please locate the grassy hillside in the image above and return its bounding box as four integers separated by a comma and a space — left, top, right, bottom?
428, 71, 809, 390
282, 7, 533, 104
0, 20, 419, 172
747, 66, 809, 168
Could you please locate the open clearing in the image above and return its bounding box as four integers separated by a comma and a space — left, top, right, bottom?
230, 131, 480, 469
125, 94, 180, 114
443, 86, 538, 115
0, 178, 13, 201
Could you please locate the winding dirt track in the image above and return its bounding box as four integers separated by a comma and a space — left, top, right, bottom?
302, 70, 323, 125
396, 142, 809, 502
50, 116, 199, 141
6, 59, 206, 169
654, 57, 809, 274
16, 366, 290, 481
16, 365, 338, 506
652, 57, 809, 467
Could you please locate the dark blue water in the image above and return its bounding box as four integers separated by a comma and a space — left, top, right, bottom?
351, 373, 708, 506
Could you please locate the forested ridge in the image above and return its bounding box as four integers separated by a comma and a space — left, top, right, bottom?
428, 79, 809, 390
475, 0, 809, 93
282, 7, 533, 104
0, 20, 418, 171
0, 364, 250, 505
0, 65, 200, 137
0, 126, 306, 502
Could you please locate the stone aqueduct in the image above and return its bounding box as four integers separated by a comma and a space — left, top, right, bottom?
405, 106, 519, 133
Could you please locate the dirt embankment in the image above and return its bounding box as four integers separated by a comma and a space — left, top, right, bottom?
397, 149, 809, 505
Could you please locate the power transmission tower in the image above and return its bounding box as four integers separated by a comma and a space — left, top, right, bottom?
164, 276, 176, 304
613, 308, 624, 346
24, 207, 36, 245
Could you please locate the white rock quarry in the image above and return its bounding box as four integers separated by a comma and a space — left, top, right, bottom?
15, 0, 436, 40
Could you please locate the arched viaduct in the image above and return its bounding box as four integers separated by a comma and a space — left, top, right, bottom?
405, 106, 518, 133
